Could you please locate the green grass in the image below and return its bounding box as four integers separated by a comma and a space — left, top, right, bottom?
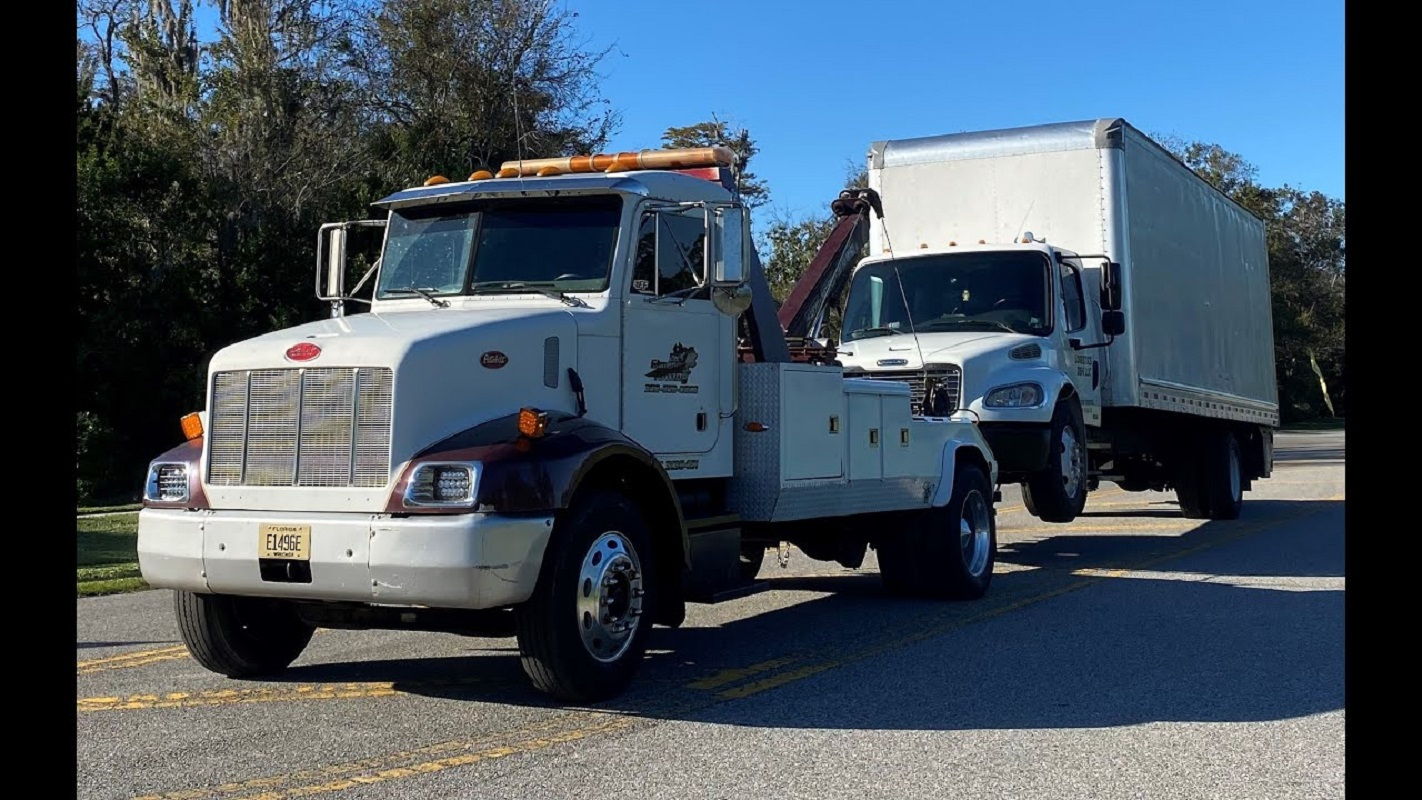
77, 512, 148, 596
77, 502, 143, 515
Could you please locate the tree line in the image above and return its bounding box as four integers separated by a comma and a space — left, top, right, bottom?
76, 1, 1343, 503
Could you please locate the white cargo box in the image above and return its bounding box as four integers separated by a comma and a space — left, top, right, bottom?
729, 363, 956, 522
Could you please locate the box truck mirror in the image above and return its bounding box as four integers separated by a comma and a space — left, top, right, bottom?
1101, 261, 1123, 310
1102, 310, 1125, 336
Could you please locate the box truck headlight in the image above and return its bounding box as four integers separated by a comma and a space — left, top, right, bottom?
404, 463, 480, 507
144, 463, 190, 503
984, 383, 1044, 408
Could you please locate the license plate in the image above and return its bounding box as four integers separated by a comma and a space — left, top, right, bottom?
258, 524, 311, 560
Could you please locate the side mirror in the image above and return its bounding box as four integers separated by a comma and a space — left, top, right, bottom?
1100, 260, 1123, 311
711, 204, 747, 287
326, 227, 347, 298
1102, 309, 1125, 336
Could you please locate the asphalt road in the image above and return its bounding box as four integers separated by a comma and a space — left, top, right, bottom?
77, 430, 1345, 799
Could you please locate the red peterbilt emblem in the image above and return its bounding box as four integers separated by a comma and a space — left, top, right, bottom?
285, 342, 322, 362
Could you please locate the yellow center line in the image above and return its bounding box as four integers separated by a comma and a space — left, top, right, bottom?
81, 683, 407, 712
684, 656, 800, 690
79, 646, 190, 675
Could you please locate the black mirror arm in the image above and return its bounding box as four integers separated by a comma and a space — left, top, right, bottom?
1069, 336, 1115, 351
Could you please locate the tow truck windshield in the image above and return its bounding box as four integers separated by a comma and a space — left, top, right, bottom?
375, 195, 622, 300
841, 251, 1052, 341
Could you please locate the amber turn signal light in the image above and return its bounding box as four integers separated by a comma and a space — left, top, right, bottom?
518, 407, 550, 438
180, 412, 203, 441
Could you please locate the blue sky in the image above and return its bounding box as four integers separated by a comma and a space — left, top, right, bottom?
568, 0, 1344, 219
191, 0, 1343, 220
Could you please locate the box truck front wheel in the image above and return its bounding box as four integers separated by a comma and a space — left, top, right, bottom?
1022, 400, 1089, 523
1175, 430, 1244, 520
515, 490, 655, 701
878, 462, 996, 599
173, 591, 315, 678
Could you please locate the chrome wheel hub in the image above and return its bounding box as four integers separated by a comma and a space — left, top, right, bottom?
1060, 427, 1084, 498
960, 489, 992, 577
575, 531, 645, 663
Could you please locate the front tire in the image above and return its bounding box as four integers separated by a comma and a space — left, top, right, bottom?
516, 490, 655, 702
878, 462, 996, 599
1023, 400, 1088, 523
1176, 430, 1244, 520
174, 591, 314, 677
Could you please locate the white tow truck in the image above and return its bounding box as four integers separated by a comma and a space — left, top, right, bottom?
823, 119, 1278, 523
138, 146, 999, 701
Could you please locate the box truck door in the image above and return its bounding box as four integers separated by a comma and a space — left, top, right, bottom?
1059, 258, 1103, 426
622, 207, 723, 455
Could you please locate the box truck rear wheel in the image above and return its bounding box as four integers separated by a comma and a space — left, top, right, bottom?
1023, 400, 1089, 523
878, 462, 996, 599
1176, 430, 1244, 520
173, 591, 314, 678
515, 489, 654, 702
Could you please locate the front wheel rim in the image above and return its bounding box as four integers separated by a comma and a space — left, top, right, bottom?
960, 489, 992, 577
1060, 426, 1084, 498
575, 531, 645, 663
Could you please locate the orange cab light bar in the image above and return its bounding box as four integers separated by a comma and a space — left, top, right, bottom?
496, 146, 736, 179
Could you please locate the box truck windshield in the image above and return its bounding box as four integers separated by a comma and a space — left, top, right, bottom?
842, 251, 1052, 341
376, 195, 623, 299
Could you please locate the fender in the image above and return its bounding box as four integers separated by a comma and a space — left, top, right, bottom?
929, 422, 998, 507
386, 412, 689, 560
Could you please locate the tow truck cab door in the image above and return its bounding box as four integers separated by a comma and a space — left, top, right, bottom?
1058, 255, 1103, 426
620, 205, 727, 463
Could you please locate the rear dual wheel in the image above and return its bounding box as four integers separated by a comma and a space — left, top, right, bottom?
1176, 430, 1244, 520
878, 462, 996, 600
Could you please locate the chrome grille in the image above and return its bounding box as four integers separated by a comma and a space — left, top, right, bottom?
207, 367, 393, 487
852, 365, 962, 415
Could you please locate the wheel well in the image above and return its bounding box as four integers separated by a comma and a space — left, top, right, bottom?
955, 445, 992, 487
1056, 383, 1078, 405
569, 454, 687, 624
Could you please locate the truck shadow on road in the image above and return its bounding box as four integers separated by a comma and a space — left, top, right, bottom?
276, 499, 1343, 731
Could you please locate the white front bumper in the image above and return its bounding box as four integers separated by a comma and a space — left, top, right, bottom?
137, 508, 554, 609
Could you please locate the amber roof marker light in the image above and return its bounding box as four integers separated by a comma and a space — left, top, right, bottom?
496, 146, 735, 179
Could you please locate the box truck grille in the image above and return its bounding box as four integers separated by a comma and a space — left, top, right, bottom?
854, 366, 962, 415
207, 368, 393, 487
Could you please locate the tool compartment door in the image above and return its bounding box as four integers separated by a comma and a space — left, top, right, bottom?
781, 367, 844, 481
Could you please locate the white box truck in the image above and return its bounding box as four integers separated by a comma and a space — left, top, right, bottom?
836, 118, 1277, 522
136, 147, 998, 702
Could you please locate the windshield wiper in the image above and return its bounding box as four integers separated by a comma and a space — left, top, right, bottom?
385, 286, 449, 308
848, 326, 908, 340
471, 281, 589, 308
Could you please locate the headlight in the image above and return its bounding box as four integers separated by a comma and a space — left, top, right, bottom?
984, 383, 1044, 408
145, 463, 190, 503
403, 462, 480, 507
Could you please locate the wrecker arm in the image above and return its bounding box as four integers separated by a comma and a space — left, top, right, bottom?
738, 188, 883, 362
777, 188, 883, 340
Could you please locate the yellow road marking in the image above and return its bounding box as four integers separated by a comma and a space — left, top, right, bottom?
685, 656, 800, 690
81, 683, 405, 712
131, 711, 635, 800
79, 646, 190, 675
